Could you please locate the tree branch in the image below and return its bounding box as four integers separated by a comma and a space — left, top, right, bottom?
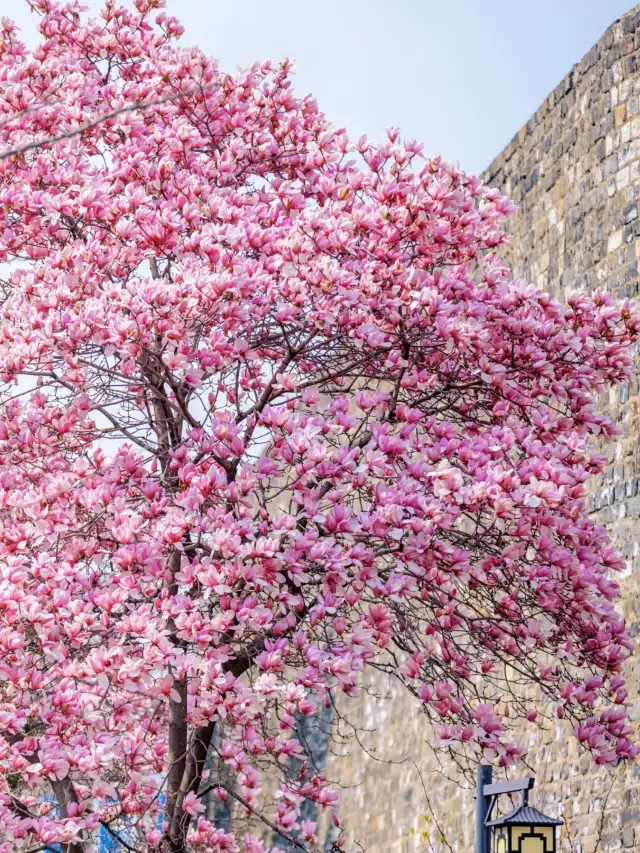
0, 81, 220, 161
202, 782, 312, 853
99, 821, 144, 853
51, 778, 85, 853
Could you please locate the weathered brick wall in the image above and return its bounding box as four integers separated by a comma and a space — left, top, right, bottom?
318, 7, 640, 853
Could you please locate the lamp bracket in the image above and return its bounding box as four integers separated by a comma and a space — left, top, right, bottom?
483, 778, 535, 797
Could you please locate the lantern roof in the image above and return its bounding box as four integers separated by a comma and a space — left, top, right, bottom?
486, 805, 563, 827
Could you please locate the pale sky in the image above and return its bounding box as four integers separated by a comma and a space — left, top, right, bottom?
7, 0, 635, 174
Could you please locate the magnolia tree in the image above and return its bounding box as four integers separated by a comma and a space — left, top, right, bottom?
0, 2, 637, 852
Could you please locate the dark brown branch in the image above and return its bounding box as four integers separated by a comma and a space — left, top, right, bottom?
98, 821, 144, 853
165, 635, 267, 849
51, 778, 85, 853
164, 551, 188, 831
203, 782, 312, 853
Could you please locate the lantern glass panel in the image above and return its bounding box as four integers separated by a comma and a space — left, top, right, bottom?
520, 836, 546, 853
511, 826, 555, 852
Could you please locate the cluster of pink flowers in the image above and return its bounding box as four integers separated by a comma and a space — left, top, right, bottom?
0, 1, 636, 851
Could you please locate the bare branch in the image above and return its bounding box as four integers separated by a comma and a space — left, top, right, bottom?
98, 821, 144, 853
201, 782, 312, 853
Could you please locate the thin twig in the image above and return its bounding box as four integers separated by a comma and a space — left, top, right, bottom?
197, 782, 311, 853
21, 846, 60, 853
98, 821, 143, 853
593, 766, 619, 853
412, 759, 455, 853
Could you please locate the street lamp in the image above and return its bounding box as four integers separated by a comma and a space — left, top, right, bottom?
486, 796, 562, 853
476, 767, 563, 853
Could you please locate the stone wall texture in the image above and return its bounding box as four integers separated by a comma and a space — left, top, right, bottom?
317, 7, 640, 853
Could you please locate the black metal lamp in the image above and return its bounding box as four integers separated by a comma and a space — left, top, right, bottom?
476, 767, 562, 853
486, 791, 562, 853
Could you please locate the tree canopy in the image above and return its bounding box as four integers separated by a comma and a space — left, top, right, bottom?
0, 2, 637, 852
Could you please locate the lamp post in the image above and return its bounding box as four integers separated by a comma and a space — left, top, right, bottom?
476, 766, 562, 853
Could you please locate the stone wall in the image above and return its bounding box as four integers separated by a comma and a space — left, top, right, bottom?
318, 7, 640, 853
